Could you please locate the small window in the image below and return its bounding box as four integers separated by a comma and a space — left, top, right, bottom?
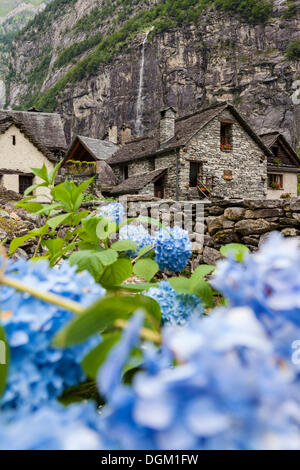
12, 135, 16, 146
123, 165, 128, 180
189, 161, 203, 187
268, 174, 283, 190
19, 175, 33, 195
220, 123, 232, 151
154, 177, 164, 199
271, 145, 279, 158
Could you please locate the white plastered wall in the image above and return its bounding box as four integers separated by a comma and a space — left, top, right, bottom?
0, 125, 54, 200
267, 172, 298, 199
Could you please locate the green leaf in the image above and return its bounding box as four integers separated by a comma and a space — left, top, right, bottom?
189, 265, 216, 294
97, 249, 118, 266
137, 244, 155, 257
29, 225, 49, 237
16, 201, 44, 213
0, 324, 8, 397
43, 238, 65, 256
71, 177, 95, 210
9, 234, 33, 255
69, 250, 104, 281
133, 259, 159, 282
36, 203, 63, 215
100, 258, 133, 288
48, 213, 71, 230
191, 280, 214, 307
53, 294, 161, 347
80, 217, 102, 244
48, 161, 62, 185
96, 218, 117, 240
31, 163, 49, 183
24, 182, 48, 196
111, 240, 138, 252
117, 283, 158, 292
81, 332, 121, 379
169, 276, 191, 294
220, 243, 250, 262
72, 211, 90, 226
51, 181, 73, 212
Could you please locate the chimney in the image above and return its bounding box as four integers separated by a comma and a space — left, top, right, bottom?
160, 107, 177, 146
108, 125, 118, 145
120, 124, 132, 146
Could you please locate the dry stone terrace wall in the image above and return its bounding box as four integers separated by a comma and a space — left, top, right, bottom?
102, 195, 300, 266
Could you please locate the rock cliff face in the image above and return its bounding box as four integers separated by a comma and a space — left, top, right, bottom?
6, 0, 300, 149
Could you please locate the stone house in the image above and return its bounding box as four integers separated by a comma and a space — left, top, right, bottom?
106, 103, 277, 200
61, 135, 118, 191
260, 132, 300, 198
0, 116, 57, 198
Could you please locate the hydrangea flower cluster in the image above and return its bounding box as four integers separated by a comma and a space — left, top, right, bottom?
98, 203, 192, 272
119, 224, 154, 255
154, 227, 192, 272
98, 308, 300, 450
0, 402, 103, 450
97, 202, 124, 226
147, 281, 203, 325
211, 232, 300, 361
1, 258, 105, 413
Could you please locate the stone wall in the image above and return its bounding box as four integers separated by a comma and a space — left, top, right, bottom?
116, 195, 300, 266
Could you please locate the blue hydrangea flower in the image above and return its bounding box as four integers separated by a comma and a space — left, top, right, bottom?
98, 309, 300, 450
0, 402, 103, 450
146, 281, 203, 325
98, 311, 144, 398
119, 224, 154, 256
154, 226, 192, 273
97, 202, 124, 226
211, 232, 300, 360
1, 258, 105, 413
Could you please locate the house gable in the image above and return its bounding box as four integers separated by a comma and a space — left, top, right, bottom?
64, 136, 120, 164
260, 133, 300, 169
179, 109, 268, 200
0, 123, 54, 198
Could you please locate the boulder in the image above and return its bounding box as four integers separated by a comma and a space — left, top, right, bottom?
224, 207, 245, 221
203, 246, 223, 265
279, 218, 299, 227
244, 199, 283, 210
235, 218, 270, 236
213, 229, 241, 245
290, 199, 300, 212
244, 208, 282, 219
206, 216, 224, 235
281, 228, 300, 237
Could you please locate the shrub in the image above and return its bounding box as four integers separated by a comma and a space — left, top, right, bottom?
286, 40, 300, 61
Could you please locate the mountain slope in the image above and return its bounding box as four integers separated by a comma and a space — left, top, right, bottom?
6, 0, 300, 148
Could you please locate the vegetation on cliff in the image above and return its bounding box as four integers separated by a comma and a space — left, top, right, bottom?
20, 0, 273, 112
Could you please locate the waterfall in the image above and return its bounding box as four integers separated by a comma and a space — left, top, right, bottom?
135, 27, 154, 136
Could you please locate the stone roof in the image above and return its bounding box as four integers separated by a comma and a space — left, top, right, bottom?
0, 109, 67, 151
0, 116, 57, 162
109, 168, 167, 195
260, 132, 280, 148
65, 135, 119, 162
260, 132, 300, 168
96, 160, 118, 187
108, 103, 272, 165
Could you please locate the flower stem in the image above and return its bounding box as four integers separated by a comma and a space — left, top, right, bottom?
0, 275, 83, 315
114, 318, 161, 344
